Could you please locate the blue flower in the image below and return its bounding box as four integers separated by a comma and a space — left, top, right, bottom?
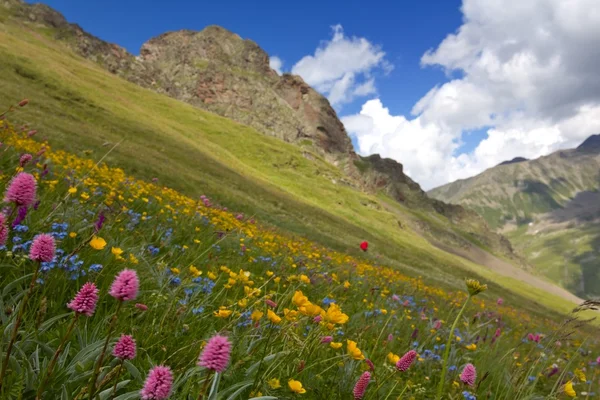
89, 264, 103, 273
192, 307, 205, 315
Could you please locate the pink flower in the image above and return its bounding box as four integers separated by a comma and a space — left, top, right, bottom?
433, 320, 442, 330
460, 363, 477, 386
113, 334, 136, 360
109, 269, 139, 301
29, 234, 55, 263
395, 350, 417, 372
265, 299, 277, 308
313, 315, 322, 323
353, 371, 371, 400
0, 213, 8, 246
365, 359, 375, 371
320, 336, 333, 344
527, 333, 541, 343
140, 365, 173, 400
392, 294, 400, 302
5, 172, 37, 207
497, 298, 504, 305
198, 335, 232, 373
135, 303, 148, 311
19, 154, 32, 167
67, 282, 99, 317
387, 334, 393, 342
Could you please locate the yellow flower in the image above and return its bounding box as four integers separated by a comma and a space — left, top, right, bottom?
238, 298, 248, 308
112, 247, 124, 256
129, 253, 139, 264
284, 308, 298, 321
575, 368, 586, 382
343, 281, 351, 289
288, 379, 306, 394
208, 272, 217, 280
89, 236, 107, 250
299, 302, 323, 317
80, 192, 90, 201
274, 277, 281, 283
267, 309, 282, 324
465, 279, 487, 296
251, 310, 263, 321
213, 307, 232, 318
300, 274, 311, 284
466, 343, 477, 351
268, 378, 281, 389
68, 186, 77, 194
563, 381, 576, 397
293, 291, 309, 307
266, 271, 274, 277
69, 232, 77, 238
452, 381, 460, 389
330, 342, 342, 349
387, 352, 400, 364
323, 303, 349, 325
347, 340, 365, 360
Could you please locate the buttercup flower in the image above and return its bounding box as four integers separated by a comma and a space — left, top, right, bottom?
288, 379, 306, 394
89, 236, 107, 250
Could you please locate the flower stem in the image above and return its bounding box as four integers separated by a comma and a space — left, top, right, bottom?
435, 296, 471, 400
0, 263, 40, 390
87, 301, 122, 400
197, 370, 214, 400
110, 359, 124, 400
36, 314, 79, 399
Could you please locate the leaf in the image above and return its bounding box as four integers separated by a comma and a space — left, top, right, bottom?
245, 351, 289, 376
222, 381, 253, 400
2, 273, 32, 299
124, 360, 142, 382
113, 391, 141, 400
248, 397, 278, 400
98, 380, 131, 400
38, 312, 71, 332
207, 372, 221, 400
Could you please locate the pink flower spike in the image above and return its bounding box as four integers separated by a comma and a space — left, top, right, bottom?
313, 315, 322, 323
140, 365, 173, 400
0, 213, 8, 246
109, 269, 139, 301
198, 334, 232, 373
135, 303, 148, 311
19, 154, 32, 167
113, 334, 136, 360
395, 350, 417, 372
460, 363, 477, 387
265, 299, 277, 308
4, 172, 37, 207
353, 371, 371, 400
29, 234, 55, 263
320, 336, 333, 344
67, 282, 99, 317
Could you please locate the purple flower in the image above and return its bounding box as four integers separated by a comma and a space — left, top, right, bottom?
95, 211, 105, 233
109, 269, 139, 301
29, 234, 55, 263
4, 172, 37, 208
320, 336, 333, 344
353, 371, 371, 400
140, 365, 173, 400
19, 154, 32, 167
113, 334, 136, 360
460, 363, 477, 386
395, 350, 417, 372
198, 335, 232, 373
0, 213, 8, 246
67, 282, 99, 317
12, 206, 27, 228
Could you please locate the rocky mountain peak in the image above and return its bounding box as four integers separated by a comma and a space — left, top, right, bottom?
576, 134, 600, 153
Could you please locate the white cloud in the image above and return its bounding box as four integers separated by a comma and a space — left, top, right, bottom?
269, 56, 283, 75
342, 0, 600, 190
292, 25, 390, 107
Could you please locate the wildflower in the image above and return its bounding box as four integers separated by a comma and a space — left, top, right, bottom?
113, 334, 136, 360
465, 343, 477, 351
5, 172, 37, 207
251, 310, 263, 322
94, 212, 105, 232
29, 234, 55, 263
198, 335, 231, 373
0, 213, 8, 246
575, 368, 586, 382
284, 308, 298, 321
18, 99, 29, 107
288, 379, 306, 394
365, 359, 375, 371
527, 333, 541, 343
69, 232, 77, 238
89, 236, 107, 250
323, 303, 349, 325
313, 315, 322, 323
344, 281, 351, 289
330, 342, 342, 349
460, 364, 477, 386
300, 274, 311, 284
135, 303, 148, 311
214, 307, 232, 318
170, 267, 180, 275
68, 187, 77, 194
299, 302, 322, 317
563, 381, 576, 397
112, 247, 124, 256
19, 154, 32, 167
140, 365, 173, 400
353, 371, 371, 400
347, 340, 365, 360
293, 290, 309, 307
387, 352, 400, 364
268, 378, 281, 389
67, 282, 99, 317
267, 309, 282, 324
465, 279, 487, 297
207, 272, 217, 280
189, 265, 201, 277
360, 241, 368, 252
265, 299, 277, 308
396, 350, 417, 371
109, 269, 139, 301
497, 298, 503, 305
321, 336, 333, 344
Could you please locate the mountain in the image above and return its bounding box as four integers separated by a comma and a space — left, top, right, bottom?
429, 139, 600, 297
6, 0, 592, 311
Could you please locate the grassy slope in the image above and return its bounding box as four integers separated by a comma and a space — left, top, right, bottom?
0, 18, 586, 320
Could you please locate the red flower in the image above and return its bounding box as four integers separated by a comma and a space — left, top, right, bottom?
360, 241, 368, 252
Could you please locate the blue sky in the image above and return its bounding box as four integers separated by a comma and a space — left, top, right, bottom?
28, 0, 600, 189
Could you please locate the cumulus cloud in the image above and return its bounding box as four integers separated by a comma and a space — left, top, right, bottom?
343, 0, 600, 190
269, 56, 283, 75
292, 25, 390, 107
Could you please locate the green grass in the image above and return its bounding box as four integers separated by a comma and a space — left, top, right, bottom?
0, 16, 588, 323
